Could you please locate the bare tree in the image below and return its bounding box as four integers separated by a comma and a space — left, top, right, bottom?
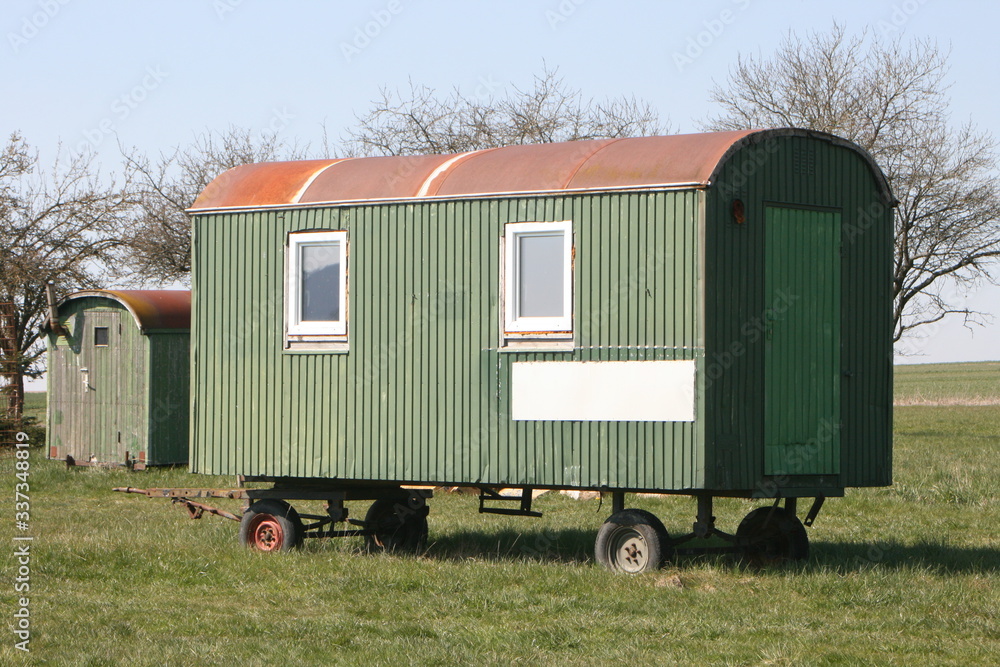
120, 126, 308, 285
704, 24, 1000, 343
344, 66, 667, 157
0, 132, 136, 418
119, 74, 662, 283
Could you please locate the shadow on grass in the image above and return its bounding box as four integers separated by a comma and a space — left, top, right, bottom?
423, 527, 596, 565
807, 539, 1000, 575
417, 529, 1000, 575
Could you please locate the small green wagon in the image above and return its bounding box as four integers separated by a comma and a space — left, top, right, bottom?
46, 290, 190, 469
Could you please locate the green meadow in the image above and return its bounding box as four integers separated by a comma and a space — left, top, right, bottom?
1, 362, 998, 665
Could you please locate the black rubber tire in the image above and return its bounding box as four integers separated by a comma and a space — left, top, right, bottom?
238, 499, 304, 552
594, 509, 670, 574
736, 506, 809, 567
364, 497, 429, 554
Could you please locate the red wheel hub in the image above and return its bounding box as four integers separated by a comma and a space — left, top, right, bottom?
250, 516, 284, 551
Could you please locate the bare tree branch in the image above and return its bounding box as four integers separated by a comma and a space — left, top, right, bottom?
1, 133, 136, 416
342, 65, 668, 157
704, 23, 1000, 344
118, 126, 309, 286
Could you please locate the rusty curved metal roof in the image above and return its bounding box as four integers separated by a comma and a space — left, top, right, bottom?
190, 129, 893, 211
59, 290, 191, 332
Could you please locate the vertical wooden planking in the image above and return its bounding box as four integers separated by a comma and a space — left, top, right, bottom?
402, 203, 416, 479
182, 136, 888, 495
145, 333, 190, 465
466, 200, 480, 483
193, 189, 702, 489
704, 135, 892, 492
47, 297, 193, 467
390, 203, 404, 479
442, 200, 455, 481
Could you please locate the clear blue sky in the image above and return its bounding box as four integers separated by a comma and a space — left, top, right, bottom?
4, 0, 998, 377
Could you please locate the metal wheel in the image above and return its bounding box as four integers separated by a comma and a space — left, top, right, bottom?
239, 499, 304, 552
736, 506, 809, 567
364, 497, 429, 553
594, 509, 670, 574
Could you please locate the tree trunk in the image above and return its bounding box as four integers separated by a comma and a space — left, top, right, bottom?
0, 303, 23, 421
7, 369, 24, 420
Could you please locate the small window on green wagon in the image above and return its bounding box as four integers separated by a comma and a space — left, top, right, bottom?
285, 230, 349, 343
94, 327, 109, 347
503, 220, 573, 336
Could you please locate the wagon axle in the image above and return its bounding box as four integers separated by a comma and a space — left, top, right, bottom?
592, 492, 822, 572
115, 485, 824, 571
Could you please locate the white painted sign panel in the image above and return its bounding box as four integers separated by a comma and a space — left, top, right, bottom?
511, 360, 696, 422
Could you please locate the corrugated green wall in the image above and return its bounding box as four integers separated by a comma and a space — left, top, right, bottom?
703, 135, 893, 493
145, 332, 190, 465
762, 206, 841, 477
191, 134, 892, 494
191, 192, 705, 489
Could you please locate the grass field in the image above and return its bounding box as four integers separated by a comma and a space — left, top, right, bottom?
2, 363, 998, 664
895, 361, 1000, 405
21, 392, 45, 425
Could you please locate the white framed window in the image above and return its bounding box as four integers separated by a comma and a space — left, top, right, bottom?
504, 221, 573, 336
286, 230, 348, 338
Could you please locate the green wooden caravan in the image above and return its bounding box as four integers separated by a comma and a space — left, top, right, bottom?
46, 290, 191, 469
186, 129, 894, 570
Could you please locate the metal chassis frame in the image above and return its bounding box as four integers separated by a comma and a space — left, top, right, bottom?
115, 483, 826, 558
113, 483, 434, 541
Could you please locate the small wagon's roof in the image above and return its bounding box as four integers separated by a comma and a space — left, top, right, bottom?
189, 128, 893, 212
57, 290, 191, 332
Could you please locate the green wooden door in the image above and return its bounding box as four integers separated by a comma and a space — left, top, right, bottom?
80, 311, 124, 463
764, 206, 841, 476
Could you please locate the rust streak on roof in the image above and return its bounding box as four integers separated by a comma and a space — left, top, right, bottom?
189, 129, 892, 211
301, 153, 455, 203
193, 160, 342, 210
566, 133, 756, 190
431, 139, 622, 197
59, 290, 191, 332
